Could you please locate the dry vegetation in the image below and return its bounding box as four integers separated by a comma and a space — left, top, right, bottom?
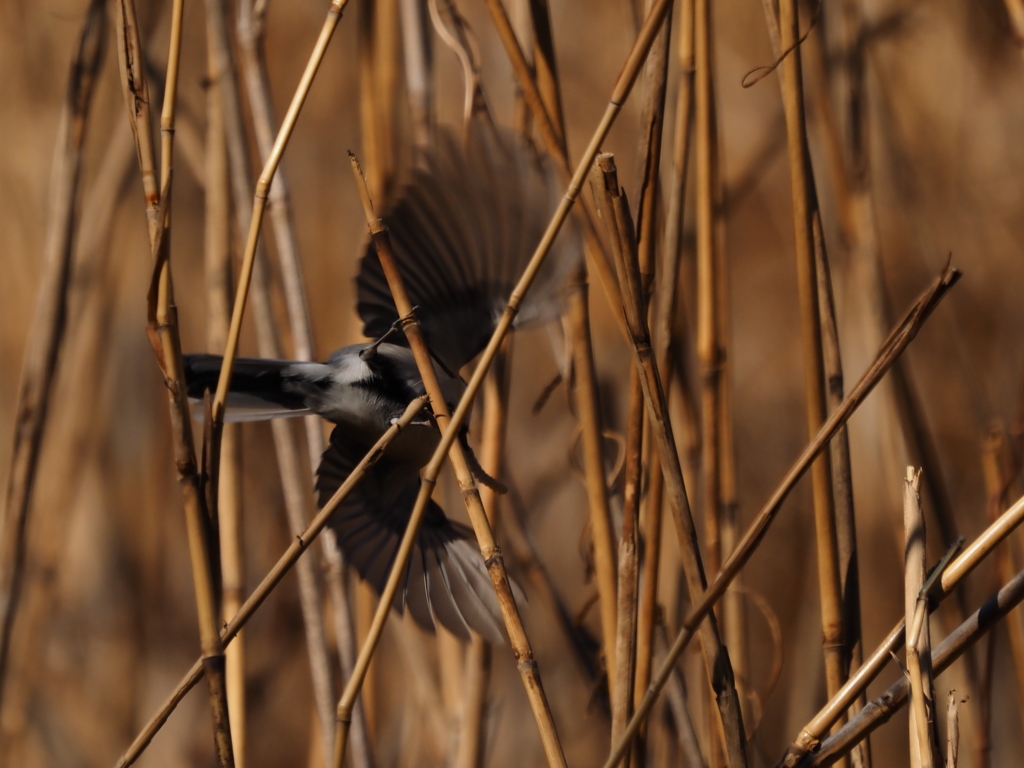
2, 0, 1024, 767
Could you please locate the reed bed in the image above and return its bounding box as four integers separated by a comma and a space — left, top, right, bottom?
2, 1, 1024, 767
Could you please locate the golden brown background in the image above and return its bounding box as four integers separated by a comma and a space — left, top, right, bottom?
1, 0, 1024, 766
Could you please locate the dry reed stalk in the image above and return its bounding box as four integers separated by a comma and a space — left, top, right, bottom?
980, 427, 1024, 731
204, 19, 246, 765
806, 564, 1024, 767
0, 0, 105, 715
334, 157, 567, 768
482, 0, 631, 339
904, 468, 939, 768
812, 210, 866, 768
399, 0, 434, 156
454, 349, 509, 768
204, 0, 340, 759
235, 1, 373, 761
358, 0, 400, 204
620, 4, 672, 735
210, 0, 350, 429
628, 5, 674, 756
519, 0, 619, 694
610, 361, 644, 766
603, 266, 961, 768
113, 0, 236, 761
636, 0, 697, 741
774, 0, 847, 724
0, 112, 134, 765
596, 155, 748, 767
777, 490, 1024, 767
655, 624, 708, 768
694, 0, 722, 584
112, 397, 428, 768
946, 693, 961, 768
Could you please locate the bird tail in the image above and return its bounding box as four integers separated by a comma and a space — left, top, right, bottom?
316, 426, 522, 643
183, 353, 326, 422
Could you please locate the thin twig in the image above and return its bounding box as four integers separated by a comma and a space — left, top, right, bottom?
0, 0, 105, 715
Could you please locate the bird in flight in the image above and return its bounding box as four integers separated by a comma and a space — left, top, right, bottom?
184, 123, 581, 643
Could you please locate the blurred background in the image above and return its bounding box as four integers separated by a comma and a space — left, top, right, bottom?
1, 0, 1024, 766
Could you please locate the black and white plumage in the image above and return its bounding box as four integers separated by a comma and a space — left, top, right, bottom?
183, 123, 580, 643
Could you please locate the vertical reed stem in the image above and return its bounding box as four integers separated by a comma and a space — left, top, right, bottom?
204, 15, 246, 765
775, 0, 846, 731
904, 467, 939, 768
0, 0, 105, 715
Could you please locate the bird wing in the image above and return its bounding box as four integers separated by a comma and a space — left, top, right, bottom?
356, 121, 582, 373
183, 354, 332, 422
315, 425, 510, 643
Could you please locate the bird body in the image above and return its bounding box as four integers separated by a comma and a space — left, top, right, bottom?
184, 123, 580, 642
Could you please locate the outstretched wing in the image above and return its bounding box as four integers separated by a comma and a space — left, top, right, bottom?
356, 121, 581, 373
316, 425, 509, 642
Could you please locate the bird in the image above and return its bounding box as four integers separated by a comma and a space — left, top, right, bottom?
184, 122, 581, 643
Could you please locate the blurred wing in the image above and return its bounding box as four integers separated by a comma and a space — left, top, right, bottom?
357, 121, 582, 373
183, 354, 331, 422
316, 425, 509, 643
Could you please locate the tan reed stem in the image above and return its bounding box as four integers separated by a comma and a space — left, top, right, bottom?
812, 209, 866, 767
904, 468, 939, 768
521, 0, 619, 693
774, 0, 848, 726
980, 426, 1024, 734
629, 3, 676, 755
454, 347, 509, 768
482, 0, 631, 340
597, 155, 748, 768
636, 0, 697, 741
204, 0, 339, 758
399, 0, 434, 156
113, 0, 237, 760
946, 692, 961, 768
611, 360, 644, 765
807, 564, 1024, 767
777, 490, 1024, 767
0, 0, 105, 715
113, 397, 428, 768
203, 17, 246, 765
211, 0, 351, 427
694, 0, 723, 586
334, 156, 567, 768
359, 0, 401, 200
235, 0, 374, 759
602, 266, 961, 768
